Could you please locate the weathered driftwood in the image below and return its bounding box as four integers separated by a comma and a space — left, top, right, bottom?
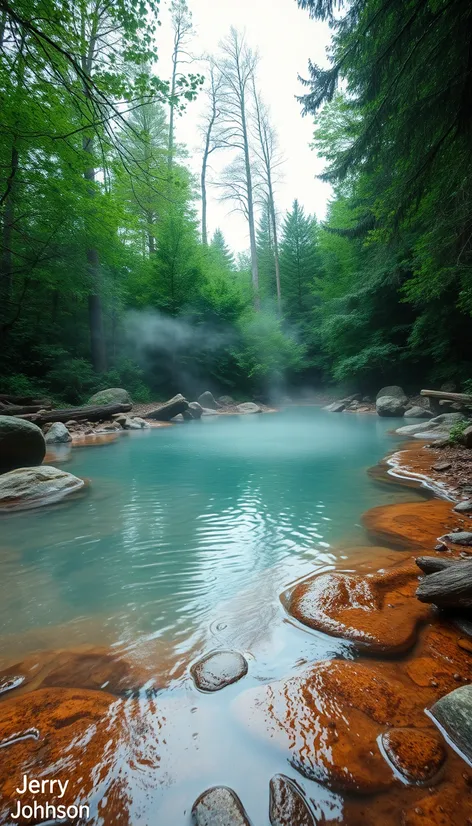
416, 561, 472, 609
146, 398, 189, 421
415, 556, 465, 575
19, 402, 132, 424
420, 389, 472, 404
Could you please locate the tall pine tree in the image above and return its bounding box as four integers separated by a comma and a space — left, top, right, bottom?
280, 200, 320, 324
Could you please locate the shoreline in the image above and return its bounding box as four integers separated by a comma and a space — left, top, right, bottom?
1, 412, 472, 824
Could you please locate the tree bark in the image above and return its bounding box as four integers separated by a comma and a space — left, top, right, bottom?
20, 402, 132, 424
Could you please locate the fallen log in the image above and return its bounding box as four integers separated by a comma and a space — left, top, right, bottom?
0, 393, 52, 406
0, 403, 52, 416
416, 561, 472, 610
146, 396, 189, 421
18, 402, 132, 425
420, 389, 472, 404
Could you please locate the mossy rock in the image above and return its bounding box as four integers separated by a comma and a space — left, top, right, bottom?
87, 387, 131, 406
0, 416, 46, 474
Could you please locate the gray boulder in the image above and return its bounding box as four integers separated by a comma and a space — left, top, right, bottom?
188, 402, 203, 420
324, 401, 345, 413
376, 385, 408, 405
197, 391, 220, 410
87, 387, 131, 406
192, 787, 250, 826
439, 531, 472, 547
376, 395, 407, 417
429, 684, 472, 764
454, 500, 472, 513
190, 650, 248, 692
236, 402, 261, 414
44, 422, 72, 444
131, 417, 150, 428
0, 466, 84, 511
201, 407, 219, 416
403, 406, 432, 419
0, 416, 46, 473
146, 395, 189, 421
218, 395, 235, 406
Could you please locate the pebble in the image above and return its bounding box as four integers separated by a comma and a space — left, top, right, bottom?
190, 650, 248, 692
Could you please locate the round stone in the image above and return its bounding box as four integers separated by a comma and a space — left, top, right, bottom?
269, 774, 316, 825
381, 727, 446, 783
190, 650, 248, 692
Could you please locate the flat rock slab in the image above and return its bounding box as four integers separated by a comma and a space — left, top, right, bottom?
363, 499, 454, 549
285, 563, 429, 655
381, 727, 446, 783
233, 660, 427, 794
429, 683, 472, 763
192, 787, 250, 826
269, 774, 316, 826
191, 650, 248, 692
0, 466, 84, 511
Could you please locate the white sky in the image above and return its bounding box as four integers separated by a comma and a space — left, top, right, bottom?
156, 0, 333, 253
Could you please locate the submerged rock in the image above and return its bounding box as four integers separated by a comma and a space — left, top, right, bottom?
0, 416, 46, 473
233, 660, 423, 794
236, 402, 261, 414
269, 774, 316, 826
87, 387, 131, 405
0, 687, 129, 823
191, 650, 248, 692
286, 563, 429, 655
44, 421, 72, 444
0, 466, 84, 511
363, 499, 454, 549
376, 395, 407, 417
429, 683, 472, 764
197, 391, 219, 410
380, 728, 446, 783
192, 787, 250, 826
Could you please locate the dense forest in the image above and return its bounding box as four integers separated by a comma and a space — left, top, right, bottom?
1, 0, 471, 404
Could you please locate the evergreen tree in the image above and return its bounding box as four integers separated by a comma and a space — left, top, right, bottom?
256, 205, 276, 304
209, 229, 235, 271
279, 200, 320, 324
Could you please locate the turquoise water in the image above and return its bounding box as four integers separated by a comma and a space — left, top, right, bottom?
0, 408, 418, 656
0, 408, 429, 825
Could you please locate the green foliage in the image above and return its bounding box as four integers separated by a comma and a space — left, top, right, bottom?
236, 310, 306, 385
449, 420, 468, 446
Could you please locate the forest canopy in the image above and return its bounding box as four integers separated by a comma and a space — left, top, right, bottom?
1, 0, 471, 403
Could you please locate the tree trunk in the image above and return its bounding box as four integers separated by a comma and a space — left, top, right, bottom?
201, 144, 209, 246
0, 145, 18, 324
242, 113, 259, 308
20, 402, 132, 424
268, 184, 282, 315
